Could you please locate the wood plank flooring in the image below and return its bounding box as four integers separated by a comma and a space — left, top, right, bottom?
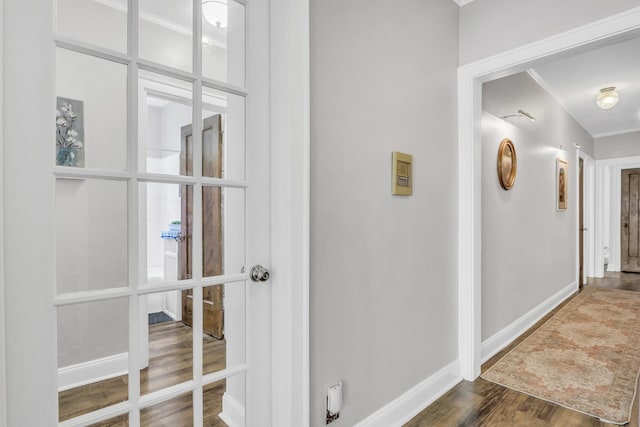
59, 321, 229, 426
405, 273, 640, 426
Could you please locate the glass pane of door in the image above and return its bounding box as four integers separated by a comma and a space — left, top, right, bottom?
139, 0, 193, 72
57, 298, 129, 421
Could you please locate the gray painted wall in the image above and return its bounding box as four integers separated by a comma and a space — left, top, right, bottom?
594, 131, 640, 159
310, 0, 459, 425
481, 72, 593, 341
459, 0, 640, 65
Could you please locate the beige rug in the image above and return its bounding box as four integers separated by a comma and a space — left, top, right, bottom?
481, 287, 640, 424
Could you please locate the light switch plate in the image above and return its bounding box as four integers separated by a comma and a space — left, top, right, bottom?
392, 151, 412, 196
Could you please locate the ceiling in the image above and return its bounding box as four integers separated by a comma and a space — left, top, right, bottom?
527, 35, 640, 138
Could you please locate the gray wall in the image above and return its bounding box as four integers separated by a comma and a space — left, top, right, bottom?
459, 0, 640, 65
594, 131, 640, 159
310, 0, 459, 425
481, 72, 593, 341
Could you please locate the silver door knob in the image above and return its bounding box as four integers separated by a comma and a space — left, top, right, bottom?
250, 265, 270, 282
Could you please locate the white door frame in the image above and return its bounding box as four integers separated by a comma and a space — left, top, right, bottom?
1, 0, 310, 425
457, 7, 640, 380
578, 151, 596, 285
595, 156, 640, 276
0, 0, 7, 424
269, 0, 310, 424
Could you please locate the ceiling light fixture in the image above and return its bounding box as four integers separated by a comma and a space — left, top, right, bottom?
501, 109, 536, 122
203, 0, 228, 28
596, 87, 619, 110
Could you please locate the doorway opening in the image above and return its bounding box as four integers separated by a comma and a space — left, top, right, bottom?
457, 10, 640, 380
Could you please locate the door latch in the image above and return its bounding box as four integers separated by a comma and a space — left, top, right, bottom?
250, 265, 270, 282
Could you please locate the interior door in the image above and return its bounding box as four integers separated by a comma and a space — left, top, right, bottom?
180, 115, 224, 339
621, 168, 640, 272
43, 0, 272, 425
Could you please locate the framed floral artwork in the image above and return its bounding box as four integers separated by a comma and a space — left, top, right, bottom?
557, 158, 568, 210
56, 97, 85, 167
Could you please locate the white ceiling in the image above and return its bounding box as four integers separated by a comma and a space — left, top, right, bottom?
528, 35, 640, 138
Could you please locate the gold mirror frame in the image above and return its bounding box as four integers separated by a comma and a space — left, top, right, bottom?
497, 138, 517, 190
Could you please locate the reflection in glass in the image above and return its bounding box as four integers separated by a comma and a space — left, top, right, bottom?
141, 291, 193, 395
57, 0, 127, 52
139, 0, 193, 72
203, 283, 246, 376
88, 415, 129, 427
202, 0, 245, 86
141, 392, 193, 426
202, 187, 245, 279
140, 182, 192, 285
204, 374, 246, 426
57, 298, 129, 422
202, 86, 246, 182
57, 48, 128, 170
140, 71, 193, 176
56, 179, 128, 294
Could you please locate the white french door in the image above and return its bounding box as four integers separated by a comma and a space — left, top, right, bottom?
2, 0, 273, 425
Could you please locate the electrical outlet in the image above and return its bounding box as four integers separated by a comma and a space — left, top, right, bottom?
326, 382, 342, 424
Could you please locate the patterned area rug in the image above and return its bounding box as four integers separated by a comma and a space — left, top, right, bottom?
481, 287, 640, 424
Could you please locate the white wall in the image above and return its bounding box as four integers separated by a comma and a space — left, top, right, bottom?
481, 72, 592, 341
594, 131, 640, 160
459, 0, 640, 65
310, 0, 459, 425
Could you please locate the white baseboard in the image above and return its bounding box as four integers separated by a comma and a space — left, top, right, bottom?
218, 392, 245, 427
58, 353, 128, 392
481, 282, 577, 364
354, 360, 461, 427
607, 264, 619, 272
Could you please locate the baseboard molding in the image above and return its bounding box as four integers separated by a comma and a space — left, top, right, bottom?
218, 392, 245, 427
58, 352, 128, 392
481, 282, 577, 364
354, 359, 461, 427
607, 264, 619, 272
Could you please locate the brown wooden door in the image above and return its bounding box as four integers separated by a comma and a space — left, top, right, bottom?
621, 168, 640, 272
579, 158, 584, 286
179, 115, 225, 339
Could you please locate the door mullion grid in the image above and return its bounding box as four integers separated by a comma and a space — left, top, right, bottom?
127, 0, 141, 424
54, 0, 251, 424
192, 0, 205, 424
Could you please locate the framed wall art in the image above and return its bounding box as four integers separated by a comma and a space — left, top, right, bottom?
497, 138, 517, 190
56, 96, 85, 167
556, 158, 568, 210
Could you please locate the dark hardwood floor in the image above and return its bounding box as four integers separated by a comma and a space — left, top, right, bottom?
405, 272, 640, 427
59, 321, 229, 426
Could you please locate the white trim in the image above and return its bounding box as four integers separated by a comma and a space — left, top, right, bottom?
481, 282, 577, 363
596, 157, 640, 275
596, 154, 640, 166
353, 360, 462, 427
578, 151, 596, 284
269, 0, 310, 425
0, 0, 6, 421
458, 6, 640, 381
57, 353, 129, 392
592, 126, 640, 139
218, 392, 246, 427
